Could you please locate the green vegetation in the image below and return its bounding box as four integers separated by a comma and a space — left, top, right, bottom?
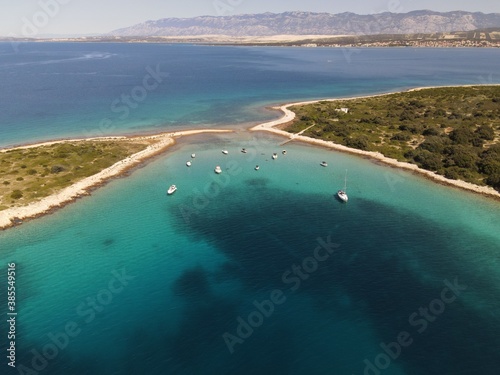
285, 86, 500, 190
0, 140, 149, 210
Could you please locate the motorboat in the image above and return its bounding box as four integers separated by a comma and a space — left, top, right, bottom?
191, 153, 196, 158
320, 161, 328, 167
282, 150, 287, 155
186, 161, 192, 167
222, 150, 229, 155
255, 165, 260, 170
167, 185, 177, 195
214, 165, 222, 174
272, 153, 278, 160
241, 148, 247, 153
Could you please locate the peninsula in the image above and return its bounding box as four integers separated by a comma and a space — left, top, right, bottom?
0, 129, 231, 230
252, 85, 500, 198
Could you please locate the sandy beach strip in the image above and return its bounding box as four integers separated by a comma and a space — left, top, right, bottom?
0, 129, 232, 230
251, 93, 500, 200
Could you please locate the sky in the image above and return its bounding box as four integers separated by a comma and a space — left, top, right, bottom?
0, 0, 499, 37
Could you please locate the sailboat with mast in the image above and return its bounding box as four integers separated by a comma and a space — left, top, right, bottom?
337, 170, 348, 202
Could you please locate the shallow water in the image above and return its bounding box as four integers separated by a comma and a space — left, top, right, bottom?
1, 45, 500, 374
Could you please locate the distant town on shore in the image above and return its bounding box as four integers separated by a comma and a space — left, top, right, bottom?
2, 10, 499, 48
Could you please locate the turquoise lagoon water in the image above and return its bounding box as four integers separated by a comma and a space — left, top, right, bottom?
0, 44, 500, 374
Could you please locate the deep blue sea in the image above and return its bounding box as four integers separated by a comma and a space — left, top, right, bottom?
1, 43, 500, 375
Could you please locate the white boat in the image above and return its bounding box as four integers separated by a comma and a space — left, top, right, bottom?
255, 165, 260, 170
241, 148, 247, 153
272, 153, 278, 160
191, 153, 196, 158
214, 165, 222, 174
320, 161, 328, 167
186, 161, 192, 167
337, 170, 348, 202
282, 150, 287, 155
167, 185, 177, 195
337, 190, 348, 202
222, 150, 229, 155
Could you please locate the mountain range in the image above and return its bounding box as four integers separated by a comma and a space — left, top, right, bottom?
109, 10, 500, 37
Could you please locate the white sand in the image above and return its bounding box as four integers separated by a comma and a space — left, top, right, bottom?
0, 129, 231, 230
251, 94, 500, 200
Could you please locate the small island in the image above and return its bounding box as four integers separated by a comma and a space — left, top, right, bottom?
253, 85, 500, 197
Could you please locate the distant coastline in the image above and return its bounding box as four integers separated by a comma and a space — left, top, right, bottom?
250, 85, 500, 200
2, 35, 499, 48
4, 9, 500, 48
0, 129, 232, 230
